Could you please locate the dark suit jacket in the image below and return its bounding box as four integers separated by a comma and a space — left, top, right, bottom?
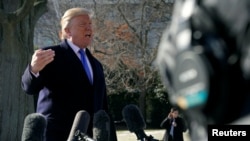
21, 39, 108, 141
160, 117, 187, 141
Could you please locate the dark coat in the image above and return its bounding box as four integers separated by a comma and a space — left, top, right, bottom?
160, 116, 187, 141
21, 40, 109, 141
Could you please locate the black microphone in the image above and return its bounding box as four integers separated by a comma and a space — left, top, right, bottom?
122, 104, 159, 141
67, 110, 91, 141
93, 110, 110, 141
21, 113, 47, 141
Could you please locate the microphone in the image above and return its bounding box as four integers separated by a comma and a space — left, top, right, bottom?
122, 104, 159, 141
21, 113, 47, 141
67, 110, 91, 141
93, 110, 110, 141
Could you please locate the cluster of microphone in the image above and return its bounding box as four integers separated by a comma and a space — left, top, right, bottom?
21, 104, 159, 141
21, 110, 109, 141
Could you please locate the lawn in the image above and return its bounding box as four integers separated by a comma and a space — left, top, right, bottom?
116, 129, 191, 141
116, 129, 165, 141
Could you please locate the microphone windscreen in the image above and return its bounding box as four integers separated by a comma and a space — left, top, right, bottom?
67, 110, 90, 141
93, 110, 110, 141
122, 104, 146, 132
21, 113, 47, 141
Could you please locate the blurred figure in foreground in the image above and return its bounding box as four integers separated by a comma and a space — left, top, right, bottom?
155, 0, 250, 141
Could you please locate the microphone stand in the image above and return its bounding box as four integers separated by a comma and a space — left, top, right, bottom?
74, 130, 96, 141
134, 129, 159, 141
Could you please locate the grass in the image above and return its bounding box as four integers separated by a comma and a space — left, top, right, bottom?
116, 129, 191, 141
116, 129, 165, 141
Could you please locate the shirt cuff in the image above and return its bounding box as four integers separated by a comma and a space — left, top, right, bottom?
31, 71, 40, 77
29, 64, 40, 77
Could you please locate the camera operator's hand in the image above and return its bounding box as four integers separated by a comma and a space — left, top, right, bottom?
167, 113, 173, 119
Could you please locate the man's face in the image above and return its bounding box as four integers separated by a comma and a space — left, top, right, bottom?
172, 111, 179, 118
67, 14, 93, 48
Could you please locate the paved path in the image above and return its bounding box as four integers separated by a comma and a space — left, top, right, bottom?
116, 129, 191, 141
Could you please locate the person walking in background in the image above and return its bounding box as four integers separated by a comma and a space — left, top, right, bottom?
160, 107, 187, 141
21, 7, 116, 141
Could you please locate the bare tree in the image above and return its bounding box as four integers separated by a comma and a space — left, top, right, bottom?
91, 0, 173, 115
0, 0, 47, 140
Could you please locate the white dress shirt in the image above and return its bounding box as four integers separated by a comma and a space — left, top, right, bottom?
67, 39, 93, 82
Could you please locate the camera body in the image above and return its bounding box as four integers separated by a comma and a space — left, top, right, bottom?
156, 0, 250, 140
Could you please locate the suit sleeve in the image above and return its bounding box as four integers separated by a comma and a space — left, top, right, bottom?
180, 117, 188, 132
160, 117, 171, 129
21, 64, 44, 95
176, 117, 187, 132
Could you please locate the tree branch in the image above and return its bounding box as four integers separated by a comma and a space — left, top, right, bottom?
117, 5, 142, 45
13, 0, 36, 23
0, 9, 7, 24
33, 0, 48, 23
0, 0, 47, 25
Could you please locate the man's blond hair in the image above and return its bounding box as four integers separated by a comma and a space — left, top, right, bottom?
60, 7, 93, 40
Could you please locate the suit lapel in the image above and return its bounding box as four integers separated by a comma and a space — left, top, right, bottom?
60, 40, 93, 85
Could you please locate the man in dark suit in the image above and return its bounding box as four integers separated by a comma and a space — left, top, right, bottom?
160, 107, 187, 141
21, 7, 111, 141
